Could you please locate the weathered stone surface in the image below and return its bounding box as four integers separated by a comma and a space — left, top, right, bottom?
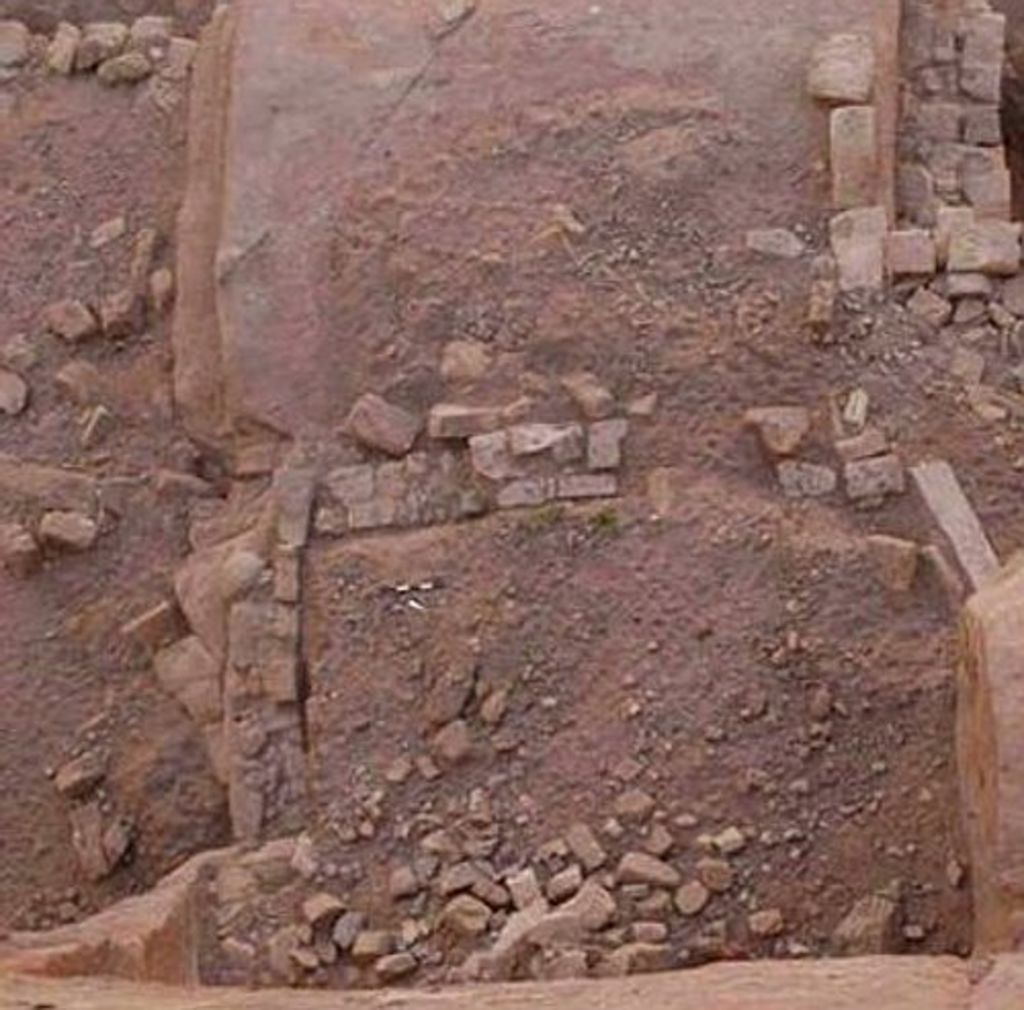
76, 22, 128, 71
777, 461, 837, 498
429, 404, 503, 439
174, 536, 269, 665
556, 474, 618, 500
749, 909, 785, 938
0, 938, 975, 1006
228, 600, 300, 703
830, 105, 878, 209
912, 460, 999, 592
469, 430, 520, 481
509, 423, 583, 461
807, 33, 874, 104
832, 894, 900, 955
907, 287, 952, 327
588, 419, 628, 471
745, 228, 805, 258
302, 892, 345, 928
886, 230, 936, 277
947, 222, 1022, 276
0, 455, 96, 512
566, 822, 607, 872
150, 268, 176, 315
39, 511, 98, 552
675, 880, 711, 916
696, 857, 735, 893
346, 394, 421, 457
844, 454, 905, 501
440, 894, 492, 937
497, 478, 553, 509
830, 206, 887, 291
744, 406, 810, 457
616, 852, 681, 889
0, 19, 28, 67
0, 368, 28, 415
44, 300, 99, 343
507, 868, 544, 911
0, 522, 40, 578
129, 15, 173, 54
962, 557, 1024, 953
376, 951, 417, 981
562, 372, 616, 420
836, 427, 887, 462
596, 941, 671, 978
46, 22, 80, 74
154, 636, 222, 726
172, 5, 232, 447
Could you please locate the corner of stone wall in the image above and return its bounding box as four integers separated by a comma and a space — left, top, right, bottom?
959, 556, 1024, 953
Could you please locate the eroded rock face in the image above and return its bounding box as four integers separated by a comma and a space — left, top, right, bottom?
961, 557, 1024, 953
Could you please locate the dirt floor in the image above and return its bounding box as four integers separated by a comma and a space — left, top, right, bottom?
9, 0, 1024, 986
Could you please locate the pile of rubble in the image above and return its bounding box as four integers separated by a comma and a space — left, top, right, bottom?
0, 16, 194, 86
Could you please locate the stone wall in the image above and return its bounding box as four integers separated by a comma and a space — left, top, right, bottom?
0, 1, 215, 36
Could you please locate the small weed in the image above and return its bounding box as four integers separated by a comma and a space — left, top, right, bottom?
521, 503, 565, 531
589, 506, 621, 534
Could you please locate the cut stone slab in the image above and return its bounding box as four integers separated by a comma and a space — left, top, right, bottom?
911, 460, 999, 591
935, 206, 976, 267
346, 394, 421, 457
947, 221, 1022, 276
587, 419, 628, 470
830, 206, 887, 291
777, 461, 837, 498
429, 404, 503, 440
807, 33, 875, 104
830, 105, 879, 209
844, 454, 905, 501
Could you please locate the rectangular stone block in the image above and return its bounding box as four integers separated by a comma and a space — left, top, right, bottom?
829, 206, 887, 292
961, 12, 1006, 67
960, 61, 1002, 103
324, 464, 374, 506
947, 221, 1022, 276
911, 460, 999, 591
963, 165, 1012, 221
557, 474, 618, 500
963, 106, 1003, 146
886, 230, 936, 277
587, 419, 629, 471
497, 478, 553, 509
915, 101, 962, 142
428, 404, 503, 439
936, 205, 976, 266
830, 105, 879, 209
